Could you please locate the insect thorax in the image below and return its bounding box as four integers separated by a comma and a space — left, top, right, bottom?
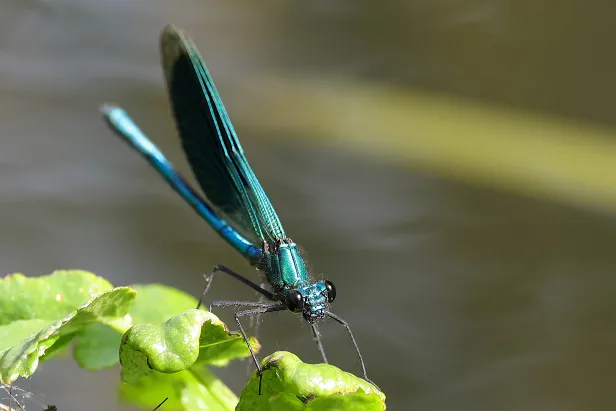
259, 239, 329, 322
259, 238, 309, 291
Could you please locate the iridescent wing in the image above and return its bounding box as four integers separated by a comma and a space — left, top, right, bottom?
160, 25, 286, 246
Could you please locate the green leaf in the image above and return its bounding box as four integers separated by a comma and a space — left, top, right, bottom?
118, 366, 238, 411
181, 367, 239, 411
237, 352, 386, 411
118, 286, 261, 410
0, 270, 113, 325
119, 368, 186, 411
129, 284, 199, 324
120, 309, 207, 383
0, 324, 61, 383
196, 314, 260, 367
0, 319, 52, 348
0, 273, 136, 384
40, 333, 73, 361
74, 283, 197, 372
119, 309, 259, 384
74, 323, 123, 370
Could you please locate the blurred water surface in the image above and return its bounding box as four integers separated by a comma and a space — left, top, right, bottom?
1, 1, 615, 410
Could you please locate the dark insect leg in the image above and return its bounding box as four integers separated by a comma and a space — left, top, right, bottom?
197, 264, 275, 309
326, 312, 380, 390
311, 323, 328, 363
209, 301, 275, 343
152, 397, 168, 411
249, 282, 268, 330
209, 300, 272, 313
247, 282, 268, 376
235, 304, 286, 395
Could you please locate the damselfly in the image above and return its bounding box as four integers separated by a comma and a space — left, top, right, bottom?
102, 25, 377, 393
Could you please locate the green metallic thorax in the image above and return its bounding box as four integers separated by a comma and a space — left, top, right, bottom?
259, 239, 309, 291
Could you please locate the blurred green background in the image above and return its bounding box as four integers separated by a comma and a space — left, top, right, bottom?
1, 1, 616, 410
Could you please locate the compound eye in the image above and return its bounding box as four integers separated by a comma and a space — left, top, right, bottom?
285, 290, 304, 312
324, 280, 336, 303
